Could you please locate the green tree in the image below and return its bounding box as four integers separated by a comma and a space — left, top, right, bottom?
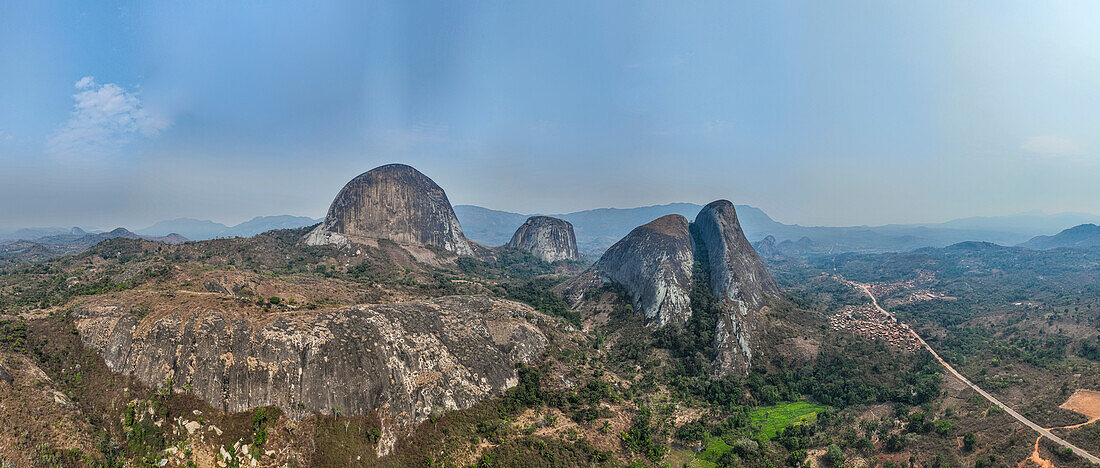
826, 445, 845, 467
963, 432, 977, 451
934, 419, 954, 436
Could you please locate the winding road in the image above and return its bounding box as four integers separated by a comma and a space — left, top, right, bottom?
847, 280, 1100, 465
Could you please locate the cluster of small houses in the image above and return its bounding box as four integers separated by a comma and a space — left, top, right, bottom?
829, 304, 922, 352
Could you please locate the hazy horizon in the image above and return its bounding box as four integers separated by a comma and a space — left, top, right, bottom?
5, 198, 1098, 235
4, 2, 1100, 230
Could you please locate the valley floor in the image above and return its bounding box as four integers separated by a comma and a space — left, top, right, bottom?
846, 278, 1100, 465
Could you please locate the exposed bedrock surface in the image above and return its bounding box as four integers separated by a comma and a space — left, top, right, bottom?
560, 202, 778, 375
75, 295, 548, 453
506, 216, 581, 263
305, 164, 475, 256
560, 214, 695, 327
694, 200, 780, 376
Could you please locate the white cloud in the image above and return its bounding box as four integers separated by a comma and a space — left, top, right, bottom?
45, 76, 169, 158
75, 76, 95, 90
1021, 135, 1084, 157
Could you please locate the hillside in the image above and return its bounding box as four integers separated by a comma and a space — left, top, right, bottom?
1, 219, 1099, 466
0, 222, 916, 467
1, 165, 1098, 467
1020, 224, 1100, 250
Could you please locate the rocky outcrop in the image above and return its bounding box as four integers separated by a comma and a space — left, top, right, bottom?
753, 235, 778, 258
561, 215, 695, 327
305, 164, 474, 256
694, 200, 779, 375
506, 216, 581, 263
561, 202, 778, 376
75, 296, 547, 455
695, 201, 779, 311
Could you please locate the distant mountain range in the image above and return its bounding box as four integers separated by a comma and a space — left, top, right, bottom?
455, 203, 711, 255
4, 208, 1098, 258
0, 215, 320, 261
0, 226, 87, 242
454, 204, 1100, 256
1019, 224, 1100, 250
0, 227, 187, 261
136, 215, 320, 240
0, 216, 319, 244
35, 227, 187, 247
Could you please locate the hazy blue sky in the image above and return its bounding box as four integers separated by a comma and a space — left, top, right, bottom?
2, 1, 1099, 229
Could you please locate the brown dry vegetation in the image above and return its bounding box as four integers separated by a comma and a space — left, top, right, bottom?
1, 228, 1099, 466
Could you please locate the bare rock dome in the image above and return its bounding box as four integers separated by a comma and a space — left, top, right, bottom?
560, 202, 779, 376
560, 214, 695, 327
305, 164, 474, 256
506, 216, 581, 263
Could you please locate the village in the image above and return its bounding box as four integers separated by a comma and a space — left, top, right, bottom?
829, 303, 923, 352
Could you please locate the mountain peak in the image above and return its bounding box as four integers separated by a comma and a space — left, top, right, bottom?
506, 216, 581, 262
305, 164, 474, 255
1020, 223, 1100, 250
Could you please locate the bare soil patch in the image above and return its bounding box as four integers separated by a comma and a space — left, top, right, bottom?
1058, 389, 1100, 429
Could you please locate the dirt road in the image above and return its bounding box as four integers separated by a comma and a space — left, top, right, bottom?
847, 280, 1100, 465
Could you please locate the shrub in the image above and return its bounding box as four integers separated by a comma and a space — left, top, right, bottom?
826, 445, 845, 467
934, 419, 954, 436
963, 432, 977, 451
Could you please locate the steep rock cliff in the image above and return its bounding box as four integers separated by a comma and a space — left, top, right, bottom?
560, 203, 778, 376
506, 216, 581, 263
561, 215, 695, 327
694, 200, 779, 376
304, 164, 474, 256
75, 296, 547, 455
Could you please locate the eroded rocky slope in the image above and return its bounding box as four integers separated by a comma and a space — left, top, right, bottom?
695, 200, 780, 375
74, 295, 548, 454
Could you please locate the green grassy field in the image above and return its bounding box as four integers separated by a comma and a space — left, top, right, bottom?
749, 401, 827, 440
679, 401, 827, 467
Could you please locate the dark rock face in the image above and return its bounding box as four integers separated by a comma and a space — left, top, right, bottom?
561, 202, 778, 376
305, 164, 474, 256
695, 201, 779, 308
694, 200, 780, 375
561, 215, 695, 327
75, 296, 547, 455
506, 216, 581, 263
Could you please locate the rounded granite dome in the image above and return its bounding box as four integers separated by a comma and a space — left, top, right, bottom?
589, 214, 695, 327
506, 216, 580, 263
308, 164, 473, 255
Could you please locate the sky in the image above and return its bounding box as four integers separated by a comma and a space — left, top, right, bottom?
2, 1, 1100, 230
